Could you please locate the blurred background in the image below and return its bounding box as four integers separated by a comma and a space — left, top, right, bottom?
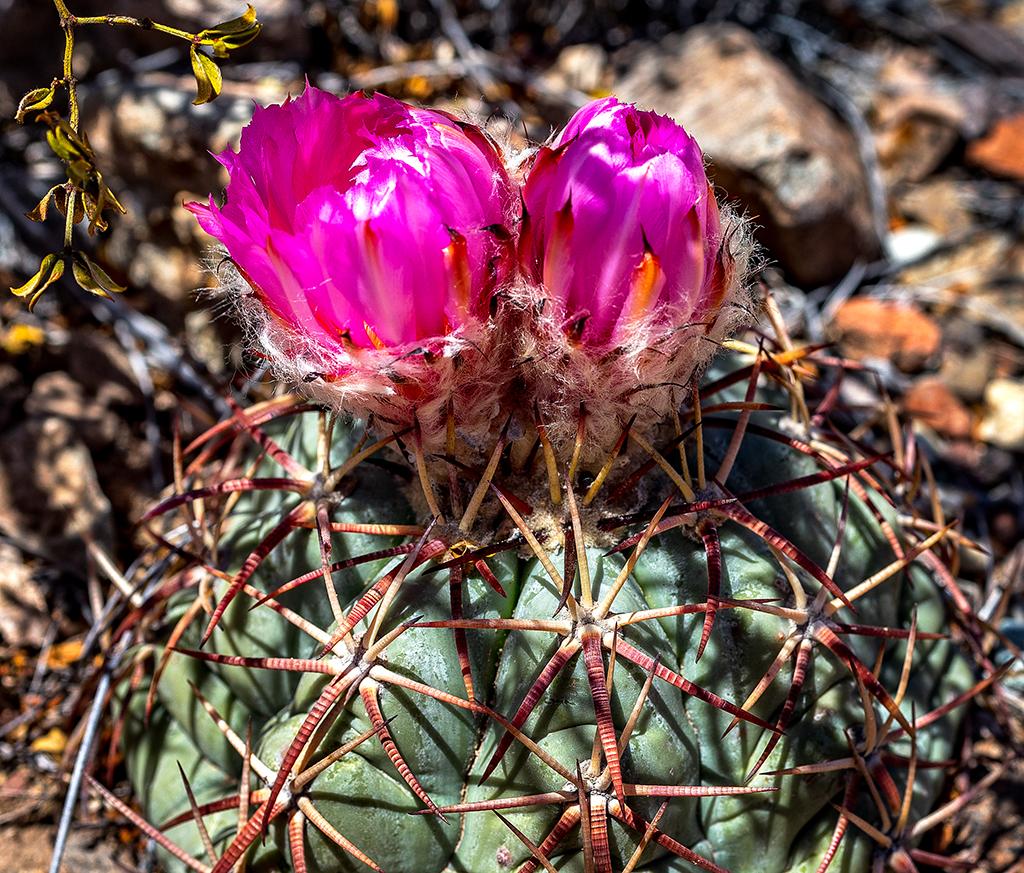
0, 1, 1021, 869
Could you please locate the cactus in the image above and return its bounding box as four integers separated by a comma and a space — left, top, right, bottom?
103, 90, 995, 873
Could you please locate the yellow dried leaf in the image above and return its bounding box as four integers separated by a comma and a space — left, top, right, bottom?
196, 4, 262, 57
1, 324, 46, 355
47, 638, 83, 668
31, 727, 67, 755
374, 0, 399, 30
10, 252, 65, 309
190, 46, 224, 105
71, 252, 126, 298
406, 75, 432, 99
15, 83, 57, 123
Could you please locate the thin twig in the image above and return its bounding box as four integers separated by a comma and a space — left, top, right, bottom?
48, 640, 126, 873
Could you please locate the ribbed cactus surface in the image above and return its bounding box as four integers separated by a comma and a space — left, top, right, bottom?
118, 358, 975, 873
105, 88, 989, 873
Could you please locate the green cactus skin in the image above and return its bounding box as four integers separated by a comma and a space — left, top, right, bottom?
120, 369, 976, 873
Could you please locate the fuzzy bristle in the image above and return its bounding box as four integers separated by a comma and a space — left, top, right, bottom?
100, 323, 995, 873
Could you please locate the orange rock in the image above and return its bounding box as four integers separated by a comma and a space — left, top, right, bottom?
967, 114, 1024, 180
904, 377, 974, 440
831, 298, 942, 372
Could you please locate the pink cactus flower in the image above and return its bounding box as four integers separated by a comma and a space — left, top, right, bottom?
520, 96, 733, 351
188, 87, 516, 354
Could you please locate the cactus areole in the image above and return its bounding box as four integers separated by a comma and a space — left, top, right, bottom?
119, 89, 981, 873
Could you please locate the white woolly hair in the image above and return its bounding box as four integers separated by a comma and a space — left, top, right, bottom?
202, 198, 756, 464
205, 254, 513, 450
509, 202, 759, 457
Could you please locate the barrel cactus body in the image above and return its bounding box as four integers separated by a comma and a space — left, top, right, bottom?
111, 88, 986, 873
121, 378, 974, 873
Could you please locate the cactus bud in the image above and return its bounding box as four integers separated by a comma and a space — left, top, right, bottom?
521, 97, 722, 347
188, 86, 517, 438
518, 97, 751, 445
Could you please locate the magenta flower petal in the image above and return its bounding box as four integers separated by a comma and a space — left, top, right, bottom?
520, 96, 725, 350
187, 87, 516, 354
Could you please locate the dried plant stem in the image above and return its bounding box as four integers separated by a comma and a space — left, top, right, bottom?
53, 0, 79, 249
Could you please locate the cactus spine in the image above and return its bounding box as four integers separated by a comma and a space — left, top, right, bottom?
112, 342, 982, 873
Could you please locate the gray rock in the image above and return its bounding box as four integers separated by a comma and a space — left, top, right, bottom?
85, 71, 295, 200
541, 43, 610, 96
979, 379, 1024, 451
616, 24, 878, 286
79, 71, 293, 309
868, 48, 981, 186
0, 417, 114, 561
0, 543, 49, 648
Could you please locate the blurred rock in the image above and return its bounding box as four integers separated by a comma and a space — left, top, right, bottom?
978, 378, 1024, 450
960, 238, 1024, 348
185, 309, 228, 377
900, 231, 1014, 295
0, 544, 49, 648
884, 225, 943, 265
64, 331, 138, 401
0, 417, 113, 562
990, 510, 1024, 560
616, 25, 878, 286
974, 285, 1024, 348
57, 334, 165, 523
939, 17, 1024, 76
24, 372, 124, 448
999, 0, 1024, 40
904, 377, 975, 439
831, 298, 942, 372
0, 330, 149, 560
0, 823, 120, 873
967, 113, 1024, 180
128, 241, 205, 301
870, 49, 974, 186
939, 320, 996, 402
944, 441, 1018, 490
897, 178, 974, 237
85, 72, 293, 202
542, 44, 610, 95
0, 363, 28, 431
81, 72, 291, 315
